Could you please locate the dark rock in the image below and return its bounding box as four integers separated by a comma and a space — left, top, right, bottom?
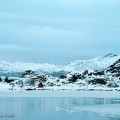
68, 74, 78, 82
83, 70, 88, 75
21, 70, 35, 78
88, 78, 107, 85
107, 83, 119, 88
106, 59, 120, 77
93, 71, 104, 76
59, 75, 67, 79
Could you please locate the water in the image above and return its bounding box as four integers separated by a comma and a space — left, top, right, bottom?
0, 97, 120, 120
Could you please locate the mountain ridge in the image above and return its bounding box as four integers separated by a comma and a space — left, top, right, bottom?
0, 53, 119, 73
0, 53, 120, 91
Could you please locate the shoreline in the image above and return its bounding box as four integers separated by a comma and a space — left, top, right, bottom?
0, 90, 120, 98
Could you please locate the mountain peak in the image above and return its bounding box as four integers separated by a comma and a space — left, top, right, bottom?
103, 53, 118, 58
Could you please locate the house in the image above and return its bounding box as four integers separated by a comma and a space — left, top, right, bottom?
38, 82, 43, 88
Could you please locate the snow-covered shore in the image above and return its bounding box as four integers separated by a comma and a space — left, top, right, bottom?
0, 90, 120, 98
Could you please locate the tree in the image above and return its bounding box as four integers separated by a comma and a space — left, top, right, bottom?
5, 76, 9, 83
4, 77, 14, 83
0, 77, 2, 82
59, 75, 67, 79
37, 75, 47, 82
29, 79, 35, 86
18, 80, 24, 88
68, 75, 78, 83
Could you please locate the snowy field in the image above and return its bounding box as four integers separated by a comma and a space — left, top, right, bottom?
0, 90, 120, 98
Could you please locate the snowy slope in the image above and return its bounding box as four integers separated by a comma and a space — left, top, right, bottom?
65, 53, 120, 71
0, 61, 63, 72
0, 53, 119, 73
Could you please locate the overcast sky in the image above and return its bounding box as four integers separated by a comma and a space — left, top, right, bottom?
0, 0, 120, 64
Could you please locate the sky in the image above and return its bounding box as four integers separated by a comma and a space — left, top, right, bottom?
0, 0, 120, 64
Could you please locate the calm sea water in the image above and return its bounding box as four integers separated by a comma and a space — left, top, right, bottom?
0, 97, 120, 120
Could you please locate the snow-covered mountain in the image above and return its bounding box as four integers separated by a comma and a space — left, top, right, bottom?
65, 53, 120, 71
0, 61, 62, 73
0, 53, 119, 74
105, 58, 120, 77
0, 53, 120, 91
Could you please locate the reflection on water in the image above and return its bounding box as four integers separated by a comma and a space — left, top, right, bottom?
0, 97, 120, 120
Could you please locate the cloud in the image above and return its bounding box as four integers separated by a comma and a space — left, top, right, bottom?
0, 0, 120, 63
0, 45, 30, 52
